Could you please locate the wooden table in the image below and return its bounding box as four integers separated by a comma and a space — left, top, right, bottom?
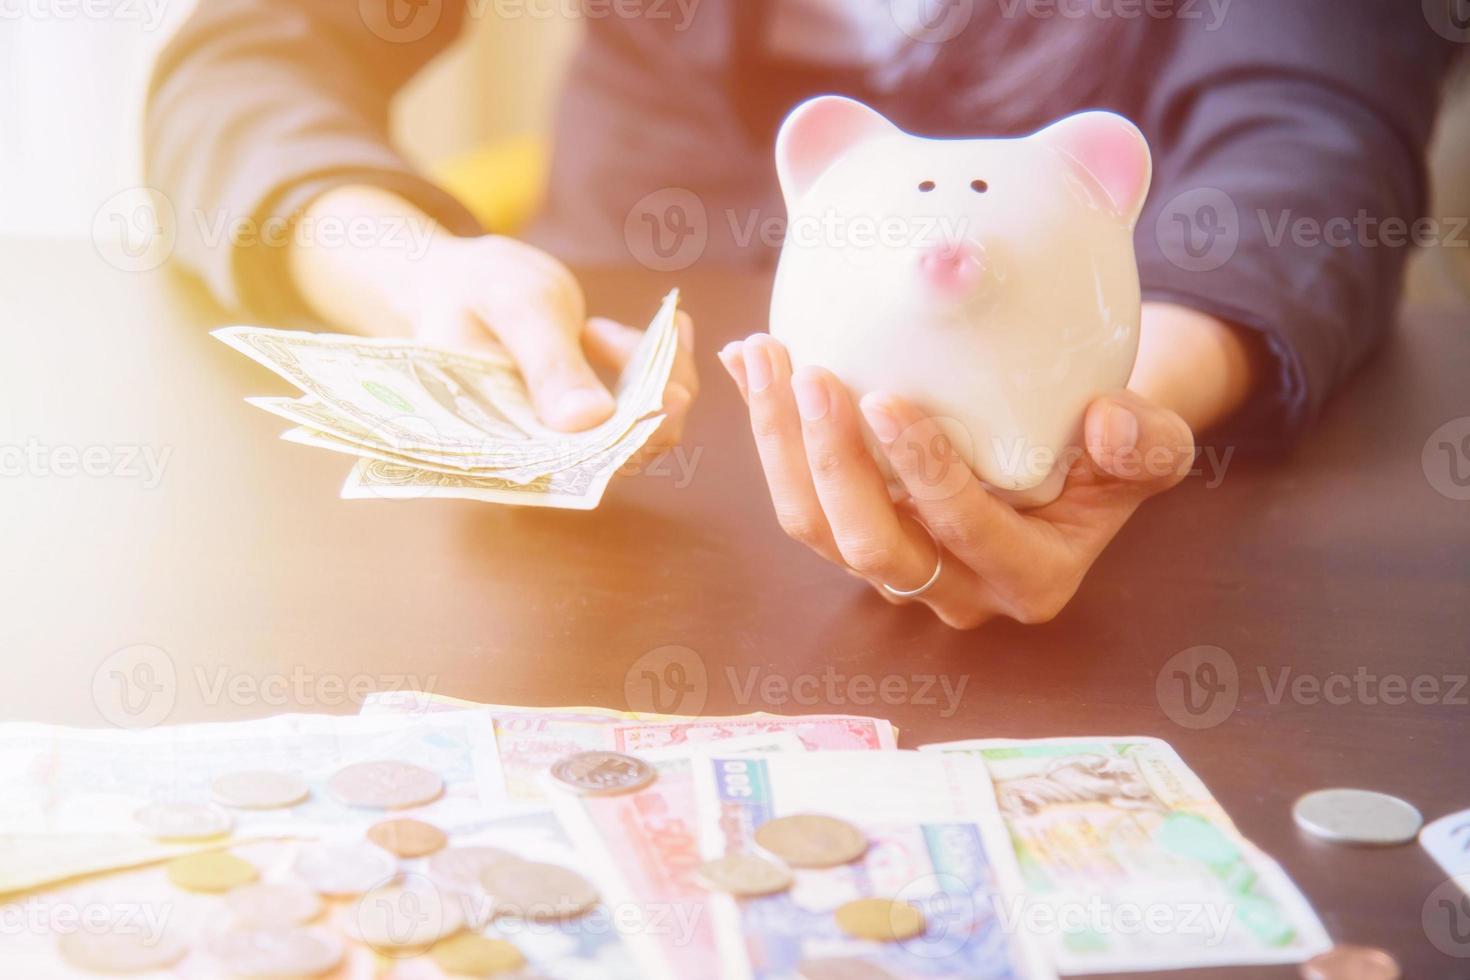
3, 238, 1467, 978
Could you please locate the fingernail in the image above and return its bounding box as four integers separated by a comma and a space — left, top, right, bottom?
791, 369, 829, 422
860, 397, 900, 443
1104, 403, 1138, 454
744, 342, 773, 392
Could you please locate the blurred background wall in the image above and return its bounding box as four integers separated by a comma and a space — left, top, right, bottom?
0, 2, 1464, 302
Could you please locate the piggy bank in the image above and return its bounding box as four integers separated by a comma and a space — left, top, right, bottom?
769, 96, 1152, 507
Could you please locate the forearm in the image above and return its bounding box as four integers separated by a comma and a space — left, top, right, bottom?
1128, 302, 1260, 435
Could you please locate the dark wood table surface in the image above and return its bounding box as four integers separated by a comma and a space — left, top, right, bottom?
2, 237, 1468, 978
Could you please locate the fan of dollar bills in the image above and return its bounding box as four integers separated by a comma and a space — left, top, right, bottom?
213, 290, 682, 510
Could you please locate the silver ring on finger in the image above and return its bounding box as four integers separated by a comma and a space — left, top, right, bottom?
882, 519, 943, 599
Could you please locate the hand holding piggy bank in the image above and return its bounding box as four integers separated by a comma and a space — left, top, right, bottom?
769, 96, 1152, 507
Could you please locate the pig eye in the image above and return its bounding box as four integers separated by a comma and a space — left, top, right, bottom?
918, 180, 936, 192
971, 179, 989, 193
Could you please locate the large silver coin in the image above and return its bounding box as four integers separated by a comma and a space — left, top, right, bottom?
57, 921, 186, 973
549, 751, 655, 796
696, 853, 794, 897
227, 881, 323, 928
351, 877, 465, 951
212, 770, 310, 810
132, 801, 233, 840
426, 845, 521, 895
207, 927, 343, 978
1292, 789, 1422, 846
292, 841, 397, 896
328, 760, 443, 809
481, 861, 599, 920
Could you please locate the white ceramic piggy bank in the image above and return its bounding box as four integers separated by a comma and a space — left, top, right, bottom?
770, 96, 1152, 507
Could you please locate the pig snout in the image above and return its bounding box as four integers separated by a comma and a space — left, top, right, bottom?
916, 241, 985, 297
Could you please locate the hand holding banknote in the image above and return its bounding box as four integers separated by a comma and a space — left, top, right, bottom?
286, 184, 697, 445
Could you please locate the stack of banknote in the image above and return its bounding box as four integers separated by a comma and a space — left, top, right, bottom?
212, 291, 682, 509
2, 695, 1335, 978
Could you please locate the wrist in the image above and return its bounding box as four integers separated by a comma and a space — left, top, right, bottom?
287, 185, 451, 336
1128, 302, 1261, 434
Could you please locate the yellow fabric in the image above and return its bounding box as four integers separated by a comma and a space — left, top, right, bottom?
430, 134, 549, 235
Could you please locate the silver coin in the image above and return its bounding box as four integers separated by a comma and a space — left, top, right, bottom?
57, 921, 186, 973
481, 861, 599, 921
1293, 789, 1423, 846
351, 877, 465, 951
426, 845, 522, 895
227, 881, 323, 928
207, 927, 344, 978
132, 801, 233, 840
292, 841, 397, 896
328, 760, 443, 809
212, 770, 310, 810
549, 751, 655, 796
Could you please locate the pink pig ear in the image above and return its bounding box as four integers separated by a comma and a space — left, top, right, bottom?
1035, 111, 1153, 227
776, 96, 899, 203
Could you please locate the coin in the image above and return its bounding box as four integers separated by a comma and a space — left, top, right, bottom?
167, 851, 258, 892
368, 817, 449, 858
1292, 789, 1423, 846
431, 933, 527, 975
212, 770, 310, 810
57, 923, 186, 973
227, 881, 323, 928
207, 927, 344, 978
754, 814, 868, 868
834, 898, 926, 942
427, 846, 521, 894
696, 853, 794, 897
550, 751, 655, 796
328, 760, 444, 809
797, 957, 901, 980
481, 861, 599, 921
293, 841, 398, 896
133, 801, 233, 840
352, 877, 465, 951
1300, 944, 1402, 980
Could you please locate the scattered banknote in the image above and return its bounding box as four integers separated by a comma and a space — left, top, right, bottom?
691, 750, 1056, 980
922, 736, 1332, 974
213, 290, 682, 509
0, 710, 501, 895
361, 691, 899, 803
1420, 808, 1470, 883
552, 733, 810, 980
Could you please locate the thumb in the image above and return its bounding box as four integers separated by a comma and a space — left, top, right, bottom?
1083, 391, 1195, 493
491, 309, 616, 432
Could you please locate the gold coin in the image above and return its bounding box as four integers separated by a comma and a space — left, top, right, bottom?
367, 817, 448, 858
167, 851, 258, 893
1301, 945, 1402, 980
328, 760, 443, 809
212, 770, 310, 809
834, 898, 926, 943
431, 933, 527, 975
56, 920, 185, 973
696, 853, 793, 897
754, 814, 867, 868
481, 861, 599, 921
